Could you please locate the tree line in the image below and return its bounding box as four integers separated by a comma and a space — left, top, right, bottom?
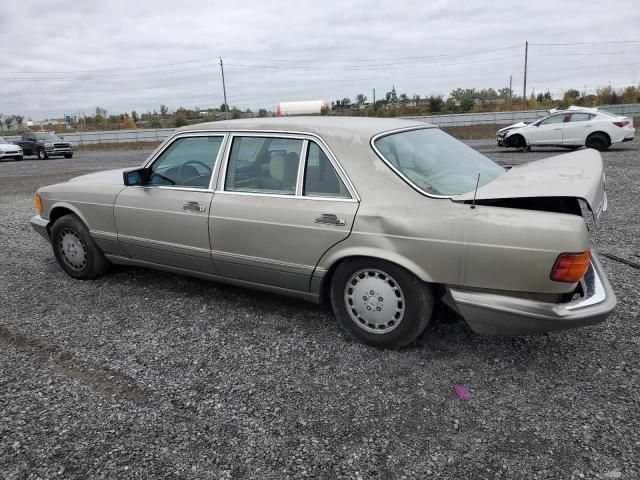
1, 85, 638, 133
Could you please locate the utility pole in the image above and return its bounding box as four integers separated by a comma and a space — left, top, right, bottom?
509, 74, 513, 108
523, 41, 528, 110
373, 88, 376, 108
219, 57, 229, 120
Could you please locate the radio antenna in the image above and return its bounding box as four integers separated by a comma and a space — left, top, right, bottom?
470, 173, 481, 209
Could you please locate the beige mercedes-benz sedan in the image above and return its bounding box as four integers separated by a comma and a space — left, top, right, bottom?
31, 117, 616, 347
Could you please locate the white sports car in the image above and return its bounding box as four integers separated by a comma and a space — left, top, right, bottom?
497, 107, 635, 151
0, 136, 23, 161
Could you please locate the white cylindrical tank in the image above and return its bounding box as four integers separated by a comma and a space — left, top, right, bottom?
275, 100, 328, 116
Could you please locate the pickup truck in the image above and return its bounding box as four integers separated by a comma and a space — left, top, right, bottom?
15, 132, 73, 159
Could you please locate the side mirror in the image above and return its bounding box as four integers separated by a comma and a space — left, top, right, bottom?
123, 168, 149, 186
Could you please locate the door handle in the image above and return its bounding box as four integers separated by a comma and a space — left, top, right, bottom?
552, 128, 562, 131
315, 213, 346, 226
183, 201, 205, 212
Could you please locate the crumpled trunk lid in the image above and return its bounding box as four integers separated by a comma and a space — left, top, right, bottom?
453, 149, 607, 221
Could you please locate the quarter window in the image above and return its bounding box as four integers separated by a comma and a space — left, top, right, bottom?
149, 136, 223, 188
304, 141, 350, 198
225, 136, 303, 195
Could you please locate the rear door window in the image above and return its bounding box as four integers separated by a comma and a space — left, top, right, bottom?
225, 136, 303, 195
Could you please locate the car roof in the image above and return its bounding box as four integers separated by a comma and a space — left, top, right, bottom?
177, 116, 434, 138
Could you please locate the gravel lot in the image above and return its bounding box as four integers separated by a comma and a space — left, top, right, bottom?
1, 141, 639, 479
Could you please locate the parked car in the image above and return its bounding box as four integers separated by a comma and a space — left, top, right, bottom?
30, 117, 616, 347
0, 136, 23, 161
15, 131, 73, 159
497, 107, 635, 151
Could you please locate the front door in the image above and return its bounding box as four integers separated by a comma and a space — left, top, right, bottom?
210, 135, 359, 292
527, 113, 566, 145
114, 134, 225, 274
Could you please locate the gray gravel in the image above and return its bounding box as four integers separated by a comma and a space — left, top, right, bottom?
1, 142, 639, 479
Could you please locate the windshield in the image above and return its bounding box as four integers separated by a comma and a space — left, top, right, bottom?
0, 137, 8, 144
35, 132, 61, 141
373, 128, 505, 196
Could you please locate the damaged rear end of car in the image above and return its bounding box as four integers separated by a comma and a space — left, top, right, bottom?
446, 148, 616, 334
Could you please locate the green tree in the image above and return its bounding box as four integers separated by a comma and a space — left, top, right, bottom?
173, 112, 188, 127
428, 95, 443, 113
160, 104, 169, 116
258, 109, 268, 117
459, 96, 474, 112
131, 110, 139, 122
621, 86, 639, 104
219, 103, 228, 112
355, 94, 367, 106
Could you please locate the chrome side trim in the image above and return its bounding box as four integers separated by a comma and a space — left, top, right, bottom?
104, 254, 321, 303
213, 190, 357, 203
212, 250, 314, 276
90, 229, 118, 241
370, 125, 455, 200
118, 233, 211, 258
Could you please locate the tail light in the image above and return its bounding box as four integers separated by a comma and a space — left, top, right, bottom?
550, 251, 591, 283
613, 120, 630, 127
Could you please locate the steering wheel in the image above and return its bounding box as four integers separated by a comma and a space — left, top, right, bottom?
178, 160, 212, 185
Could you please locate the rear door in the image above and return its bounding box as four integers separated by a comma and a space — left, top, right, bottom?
562, 112, 594, 145
114, 133, 225, 274
526, 113, 566, 145
210, 134, 359, 292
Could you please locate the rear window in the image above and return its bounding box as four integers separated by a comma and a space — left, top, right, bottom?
373, 128, 505, 196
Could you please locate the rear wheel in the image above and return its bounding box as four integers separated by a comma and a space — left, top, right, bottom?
330, 258, 433, 348
585, 132, 610, 151
51, 214, 109, 280
37, 147, 48, 159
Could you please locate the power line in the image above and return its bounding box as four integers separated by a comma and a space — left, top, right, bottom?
530, 40, 640, 46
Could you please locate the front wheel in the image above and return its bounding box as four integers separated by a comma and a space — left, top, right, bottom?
37, 148, 48, 159
51, 214, 110, 280
64, 153, 73, 158
16, 156, 23, 161
330, 258, 433, 348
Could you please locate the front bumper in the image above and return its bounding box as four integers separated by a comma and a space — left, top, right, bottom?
0, 150, 23, 159
44, 145, 73, 155
446, 253, 616, 335
30, 214, 50, 242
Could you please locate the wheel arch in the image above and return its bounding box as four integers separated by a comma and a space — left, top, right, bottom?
505, 132, 527, 148
586, 131, 611, 146
316, 249, 435, 302
48, 202, 90, 229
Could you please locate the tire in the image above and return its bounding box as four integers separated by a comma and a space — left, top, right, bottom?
50, 214, 109, 280
509, 134, 529, 152
37, 147, 48, 159
64, 153, 73, 159
585, 133, 610, 151
16, 156, 23, 161
330, 258, 433, 348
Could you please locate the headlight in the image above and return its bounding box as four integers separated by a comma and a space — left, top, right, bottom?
44, 142, 53, 147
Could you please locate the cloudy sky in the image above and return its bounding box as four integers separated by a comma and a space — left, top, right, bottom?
1, 0, 639, 120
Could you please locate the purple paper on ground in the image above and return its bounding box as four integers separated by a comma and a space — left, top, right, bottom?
453, 384, 471, 401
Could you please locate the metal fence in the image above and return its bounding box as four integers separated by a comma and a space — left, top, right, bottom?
3, 104, 639, 145
407, 103, 640, 127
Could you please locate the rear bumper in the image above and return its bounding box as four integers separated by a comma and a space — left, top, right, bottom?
30, 214, 50, 242
446, 253, 616, 335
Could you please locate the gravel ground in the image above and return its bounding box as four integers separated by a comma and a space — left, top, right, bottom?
1, 142, 639, 479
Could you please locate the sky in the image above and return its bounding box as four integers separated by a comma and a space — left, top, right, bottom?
1, 0, 639, 120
